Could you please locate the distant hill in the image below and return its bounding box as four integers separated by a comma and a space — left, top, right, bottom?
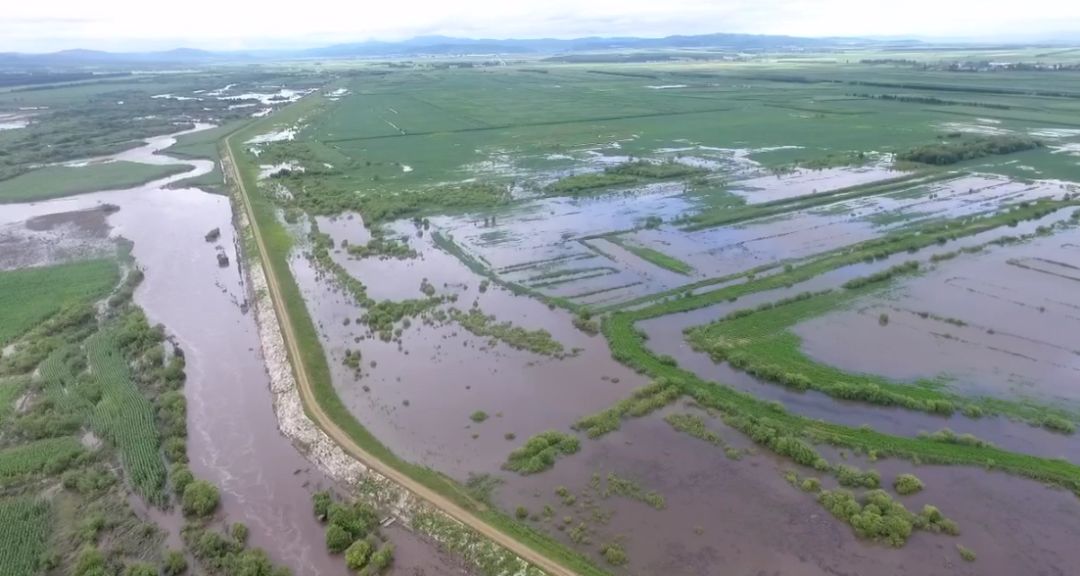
0, 32, 899, 68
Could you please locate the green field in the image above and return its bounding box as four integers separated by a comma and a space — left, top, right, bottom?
0, 259, 119, 346
0, 161, 187, 203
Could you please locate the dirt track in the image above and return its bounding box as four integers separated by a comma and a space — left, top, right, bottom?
223, 132, 579, 576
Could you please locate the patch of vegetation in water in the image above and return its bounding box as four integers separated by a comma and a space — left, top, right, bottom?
345, 231, 418, 260
896, 134, 1041, 166
602, 473, 665, 510
546, 160, 706, 196
818, 488, 958, 547
504, 431, 581, 475
663, 412, 744, 459
309, 490, 394, 575
448, 307, 566, 357
573, 378, 683, 438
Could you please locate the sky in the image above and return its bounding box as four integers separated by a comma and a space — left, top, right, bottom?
3, 0, 1079, 53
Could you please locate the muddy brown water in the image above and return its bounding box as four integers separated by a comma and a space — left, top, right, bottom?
496, 403, 1080, 575
290, 227, 650, 479
1, 129, 461, 576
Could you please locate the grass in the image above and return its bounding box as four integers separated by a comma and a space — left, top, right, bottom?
0, 497, 51, 576
0, 259, 119, 347
664, 413, 743, 459
606, 236, 694, 275
0, 161, 188, 203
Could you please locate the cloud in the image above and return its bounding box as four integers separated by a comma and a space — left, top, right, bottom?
2, 0, 1078, 52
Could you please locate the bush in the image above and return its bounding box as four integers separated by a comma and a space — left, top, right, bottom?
231, 522, 249, 544
800, 477, 822, 493
368, 544, 395, 573
515, 506, 529, 520
836, 465, 880, 489
163, 549, 187, 576
171, 464, 194, 497
956, 544, 976, 562
469, 410, 488, 423
313, 491, 332, 520
74, 546, 106, 576
601, 542, 628, 566
325, 524, 353, 554
893, 474, 924, 495
181, 480, 220, 518
344, 539, 372, 569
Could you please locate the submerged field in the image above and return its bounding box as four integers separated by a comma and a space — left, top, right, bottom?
230, 51, 1080, 575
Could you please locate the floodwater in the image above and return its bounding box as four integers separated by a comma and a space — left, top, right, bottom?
291, 222, 650, 479
496, 403, 1080, 575
731, 163, 902, 204
0, 129, 462, 576
797, 227, 1080, 403
638, 207, 1080, 461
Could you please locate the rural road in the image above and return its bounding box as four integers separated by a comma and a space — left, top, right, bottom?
223, 131, 581, 576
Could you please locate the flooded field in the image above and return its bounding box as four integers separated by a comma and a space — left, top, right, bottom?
493, 404, 1080, 575
796, 226, 1080, 404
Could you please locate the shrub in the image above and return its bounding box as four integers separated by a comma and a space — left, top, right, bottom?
171, 464, 194, 497
325, 524, 353, 554
515, 506, 529, 520
470, 411, 489, 423
800, 477, 822, 493
601, 542, 628, 566
162, 549, 187, 576
181, 480, 220, 518
368, 543, 395, 573
230, 522, 249, 544
313, 491, 332, 520
836, 465, 880, 489
344, 539, 372, 570
894, 474, 924, 495
956, 544, 976, 562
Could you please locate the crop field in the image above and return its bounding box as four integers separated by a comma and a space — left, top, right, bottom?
234, 52, 1080, 575
0, 497, 52, 576
87, 329, 168, 503
0, 258, 119, 346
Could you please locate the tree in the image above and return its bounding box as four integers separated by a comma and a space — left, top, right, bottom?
326, 524, 353, 554
344, 540, 372, 570
182, 480, 220, 518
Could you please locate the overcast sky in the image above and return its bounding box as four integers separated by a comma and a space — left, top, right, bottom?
3, 0, 1079, 53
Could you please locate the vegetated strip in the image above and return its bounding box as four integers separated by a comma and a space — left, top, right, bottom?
597, 201, 1080, 494
530, 270, 615, 289
605, 235, 693, 275
225, 107, 606, 576
683, 171, 954, 231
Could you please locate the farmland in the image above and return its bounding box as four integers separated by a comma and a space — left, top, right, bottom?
233, 50, 1080, 575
